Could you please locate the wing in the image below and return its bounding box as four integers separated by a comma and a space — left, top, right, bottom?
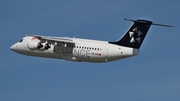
26, 34, 75, 44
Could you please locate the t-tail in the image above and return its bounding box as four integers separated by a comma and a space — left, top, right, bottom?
109, 18, 173, 49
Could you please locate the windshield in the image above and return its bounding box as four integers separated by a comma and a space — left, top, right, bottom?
19, 39, 23, 42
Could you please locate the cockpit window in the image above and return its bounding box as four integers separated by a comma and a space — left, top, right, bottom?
19, 39, 23, 42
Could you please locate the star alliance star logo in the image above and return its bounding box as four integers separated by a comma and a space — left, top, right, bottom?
129, 27, 143, 44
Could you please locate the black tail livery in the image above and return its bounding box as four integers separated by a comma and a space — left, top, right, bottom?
109, 18, 173, 49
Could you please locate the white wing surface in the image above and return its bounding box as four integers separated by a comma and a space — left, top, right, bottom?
26, 34, 75, 44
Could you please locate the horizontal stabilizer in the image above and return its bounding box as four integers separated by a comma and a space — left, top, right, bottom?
152, 23, 174, 27
124, 18, 174, 27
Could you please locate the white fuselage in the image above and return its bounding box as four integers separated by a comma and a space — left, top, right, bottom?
11, 36, 139, 63
10, 19, 171, 63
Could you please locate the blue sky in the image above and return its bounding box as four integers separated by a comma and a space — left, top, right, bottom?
1, 0, 180, 101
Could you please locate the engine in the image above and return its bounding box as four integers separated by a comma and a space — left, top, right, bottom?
44, 43, 51, 50
27, 41, 51, 50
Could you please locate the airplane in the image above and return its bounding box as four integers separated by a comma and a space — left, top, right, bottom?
10, 19, 173, 63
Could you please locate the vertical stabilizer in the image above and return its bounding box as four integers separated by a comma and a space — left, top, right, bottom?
109, 19, 153, 49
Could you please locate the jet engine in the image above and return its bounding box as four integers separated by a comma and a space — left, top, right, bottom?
27, 41, 51, 50
45, 43, 51, 50
38, 43, 51, 51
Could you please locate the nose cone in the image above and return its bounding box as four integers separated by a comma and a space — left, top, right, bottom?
10, 44, 17, 52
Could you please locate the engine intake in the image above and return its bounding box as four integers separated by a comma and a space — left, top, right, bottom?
45, 44, 51, 50
27, 41, 50, 50
37, 43, 43, 49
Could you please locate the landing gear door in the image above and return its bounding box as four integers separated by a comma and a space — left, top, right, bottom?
103, 44, 110, 57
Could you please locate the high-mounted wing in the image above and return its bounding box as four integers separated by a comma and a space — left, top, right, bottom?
25, 34, 75, 44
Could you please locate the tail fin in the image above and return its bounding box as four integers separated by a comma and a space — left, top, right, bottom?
109, 19, 173, 49
109, 19, 153, 49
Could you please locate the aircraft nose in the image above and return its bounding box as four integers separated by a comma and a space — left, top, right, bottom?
10, 44, 17, 51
